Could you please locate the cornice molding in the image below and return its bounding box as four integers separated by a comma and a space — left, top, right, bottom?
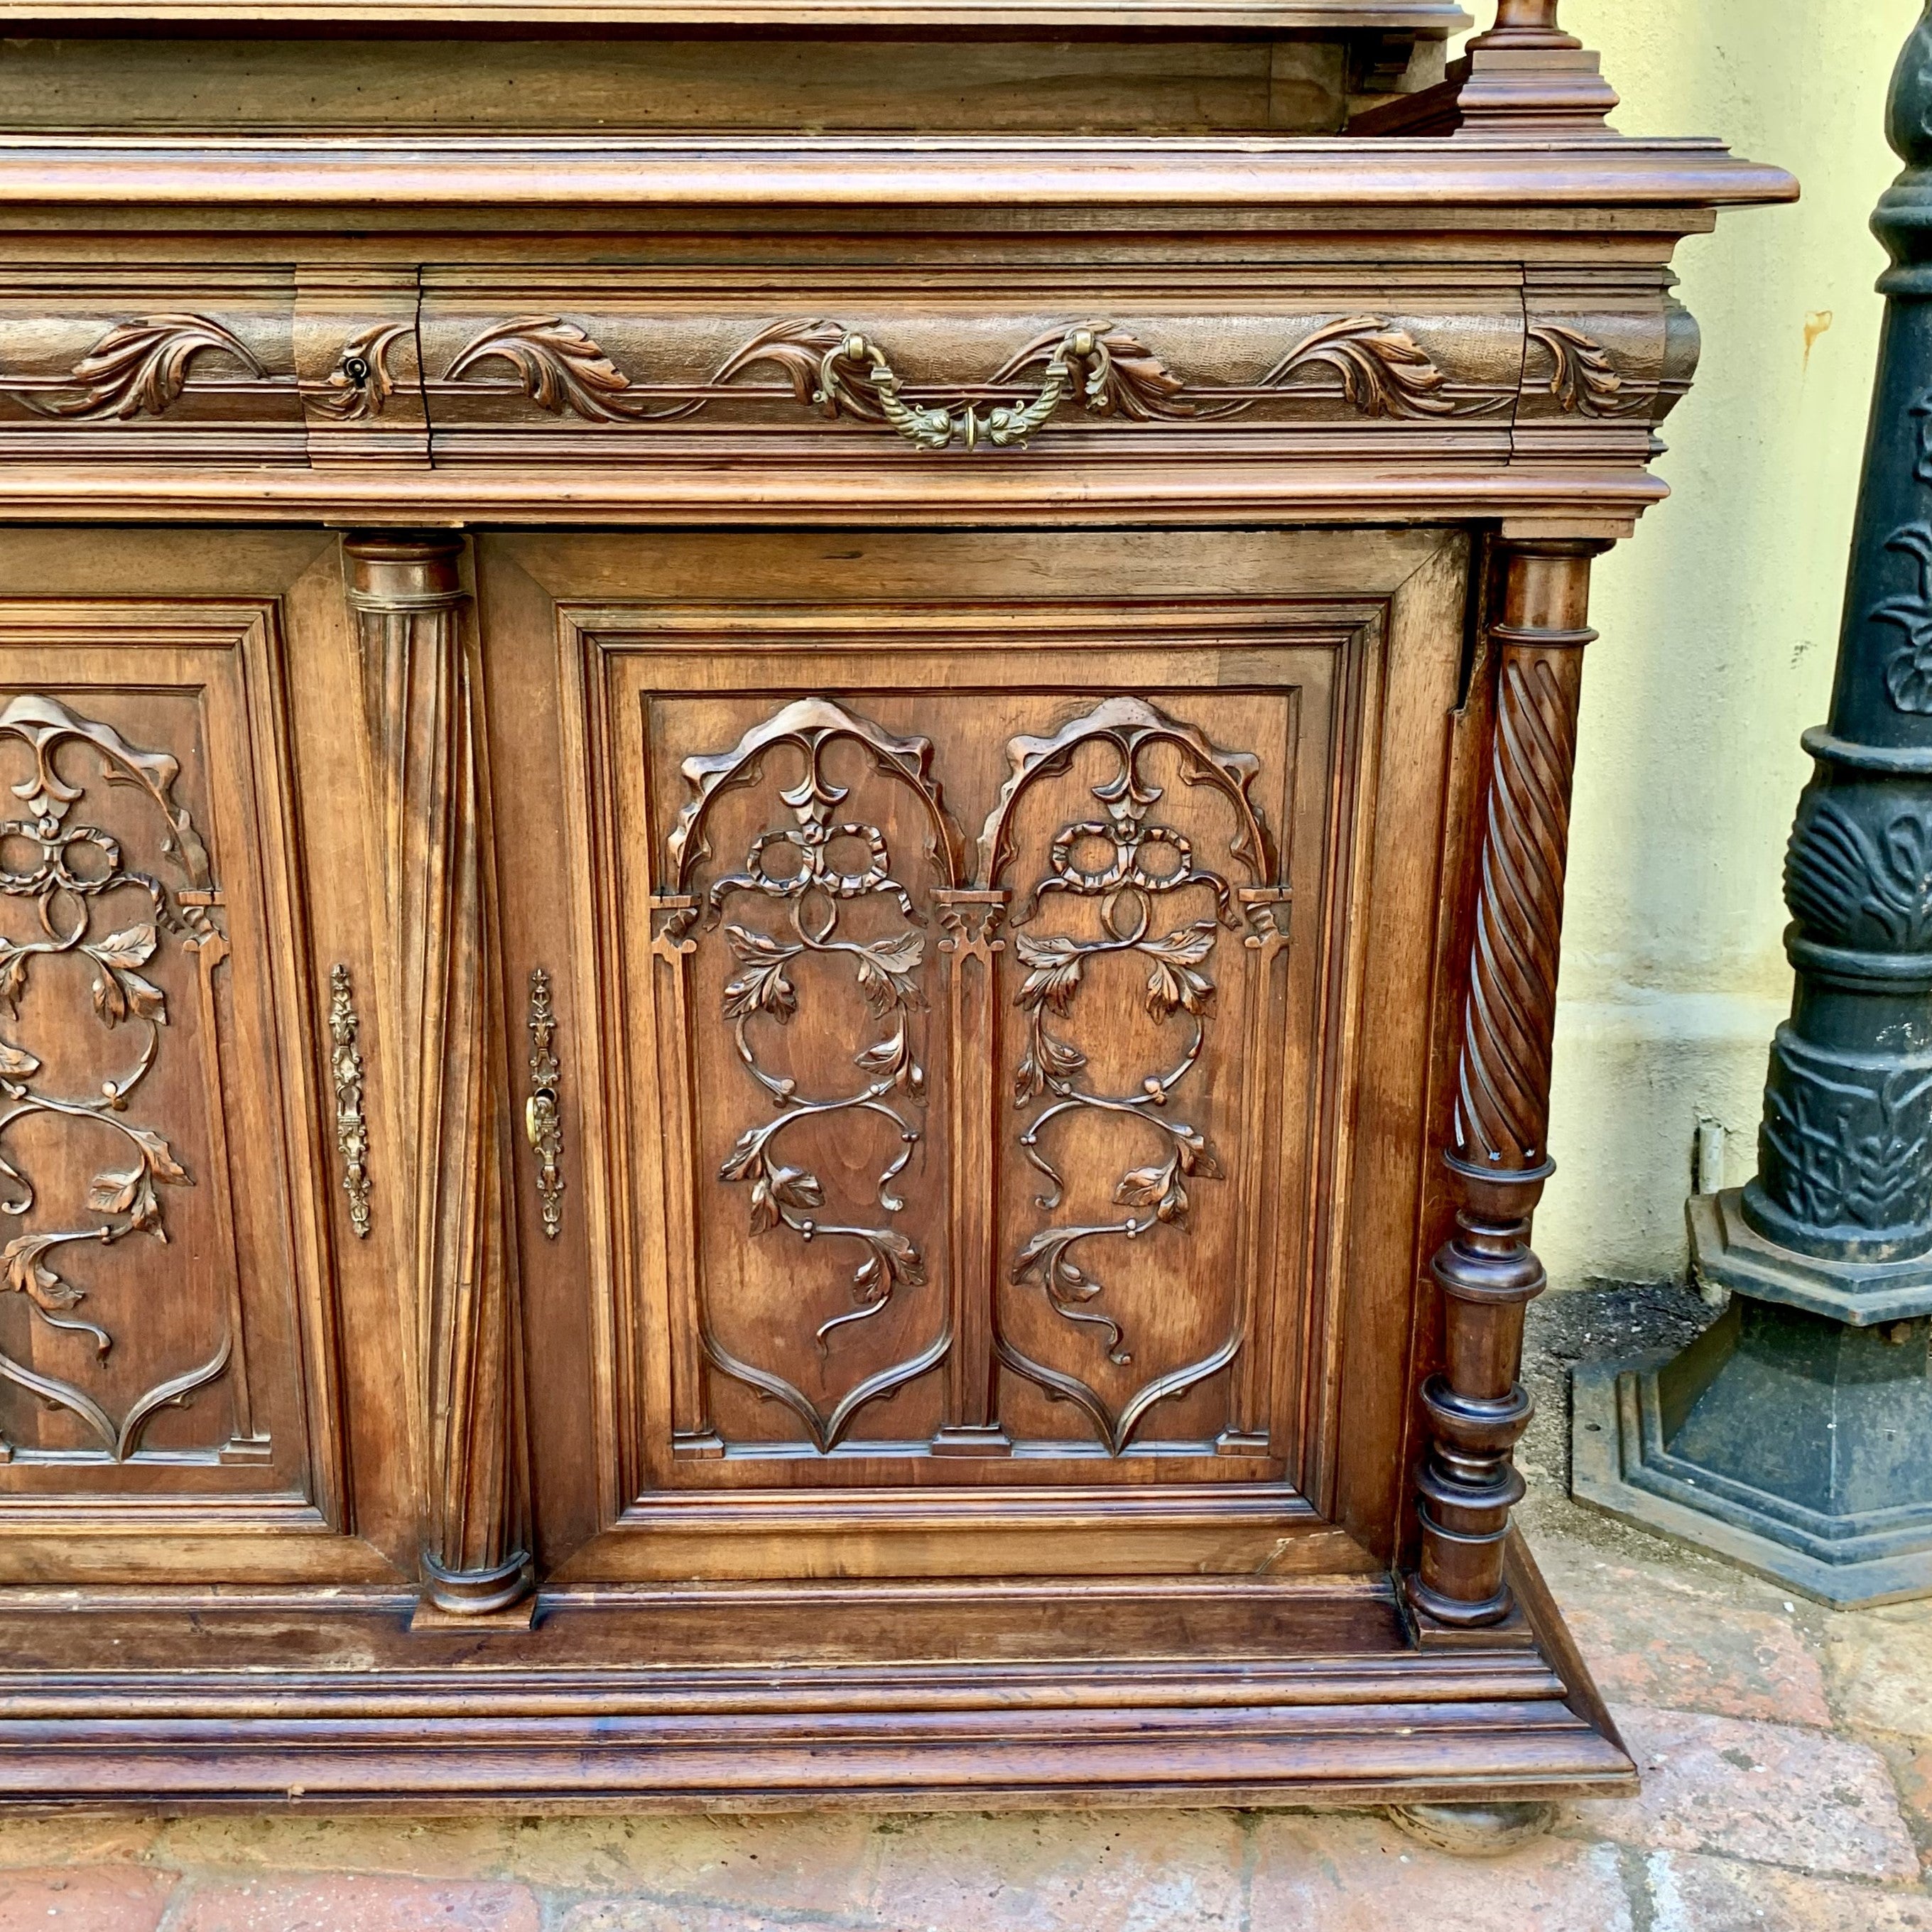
0, 1, 1472, 28
0, 133, 1797, 218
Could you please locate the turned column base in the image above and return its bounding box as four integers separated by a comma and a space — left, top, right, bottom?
420, 1547, 536, 1618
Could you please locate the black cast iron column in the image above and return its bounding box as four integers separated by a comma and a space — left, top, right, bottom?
1573, 4, 1932, 1609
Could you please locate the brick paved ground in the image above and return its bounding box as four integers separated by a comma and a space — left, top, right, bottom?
2, 1285, 1928, 1931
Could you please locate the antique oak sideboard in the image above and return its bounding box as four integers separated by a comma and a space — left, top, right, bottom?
0, 0, 1790, 1809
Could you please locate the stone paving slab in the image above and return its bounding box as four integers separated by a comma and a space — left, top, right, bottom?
1249, 1815, 1634, 1932
164, 1874, 545, 1932
1645, 1850, 1932, 1931
1825, 1605, 1932, 1744
1553, 1555, 1833, 1726
1573, 1704, 1920, 1878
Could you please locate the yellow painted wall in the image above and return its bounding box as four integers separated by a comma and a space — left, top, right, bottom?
1467, 0, 1923, 1286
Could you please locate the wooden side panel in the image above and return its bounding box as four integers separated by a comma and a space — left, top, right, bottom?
0, 602, 339, 1542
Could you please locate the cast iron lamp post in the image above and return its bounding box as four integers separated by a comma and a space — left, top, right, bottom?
1575, 3, 1932, 1608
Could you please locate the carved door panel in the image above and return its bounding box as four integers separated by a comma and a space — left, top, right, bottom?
641, 685, 1309, 1472
0, 536, 404, 1588
484, 528, 1467, 1580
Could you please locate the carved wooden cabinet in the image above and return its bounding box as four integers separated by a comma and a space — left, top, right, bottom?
0, 0, 1790, 1808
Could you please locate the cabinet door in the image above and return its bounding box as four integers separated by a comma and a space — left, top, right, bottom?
0, 533, 405, 1587
484, 528, 1468, 1582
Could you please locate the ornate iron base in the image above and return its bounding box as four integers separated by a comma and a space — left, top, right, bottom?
1573, 1293, 1932, 1609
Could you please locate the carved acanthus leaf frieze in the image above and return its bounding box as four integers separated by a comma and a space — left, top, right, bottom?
0, 308, 1664, 445
0, 694, 234, 1460
1526, 322, 1650, 418
437, 312, 1512, 448
11, 313, 268, 421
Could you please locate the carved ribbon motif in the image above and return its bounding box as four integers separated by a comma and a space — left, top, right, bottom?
0, 695, 232, 1460
667, 699, 961, 1451
982, 698, 1276, 1453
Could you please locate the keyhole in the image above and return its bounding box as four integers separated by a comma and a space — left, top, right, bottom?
342, 354, 371, 386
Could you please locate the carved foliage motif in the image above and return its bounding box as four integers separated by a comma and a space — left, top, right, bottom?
662, 695, 1282, 1456
982, 699, 1274, 1452
10, 314, 268, 421
1525, 323, 1648, 418
439, 312, 1512, 448
0, 695, 232, 1459
668, 700, 960, 1452
1760, 1031, 1932, 1234
0, 308, 1656, 445
308, 322, 413, 425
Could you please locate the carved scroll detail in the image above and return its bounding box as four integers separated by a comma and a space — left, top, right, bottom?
346, 536, 531, 1617
330, 965, 372, 1239
10, 314, 268, 422
437, 312, 1509, 446
0, 695, 234, 1460
1525, 324, 1646, 418
982, 697, 1274, 1454
526, 968, 564, 1240
671, 699, 960, 1453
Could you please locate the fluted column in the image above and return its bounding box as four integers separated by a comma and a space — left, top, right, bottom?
345, 535, 533, 1617
1409, 541, 1602, 1628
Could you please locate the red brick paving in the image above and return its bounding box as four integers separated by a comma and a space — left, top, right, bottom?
0, 1869, 174, 1932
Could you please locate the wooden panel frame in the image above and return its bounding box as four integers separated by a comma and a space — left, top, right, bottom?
0, 597, 375, 1582
474, 524, 1465, 1583
0, 530, 420, 1590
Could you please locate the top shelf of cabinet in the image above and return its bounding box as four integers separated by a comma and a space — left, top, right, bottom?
0, 0, 1474, 33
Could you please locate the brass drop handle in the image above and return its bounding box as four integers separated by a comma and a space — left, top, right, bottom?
813, 325, 1104, 455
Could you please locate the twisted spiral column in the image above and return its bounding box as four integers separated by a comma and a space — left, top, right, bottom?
1409, 540, 1605, 1628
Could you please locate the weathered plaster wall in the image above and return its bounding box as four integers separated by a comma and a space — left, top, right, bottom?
1511, 0, 1918, 1286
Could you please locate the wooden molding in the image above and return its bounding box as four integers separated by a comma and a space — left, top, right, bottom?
0, 131, 1795, 213
0, 1, 1475, 28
